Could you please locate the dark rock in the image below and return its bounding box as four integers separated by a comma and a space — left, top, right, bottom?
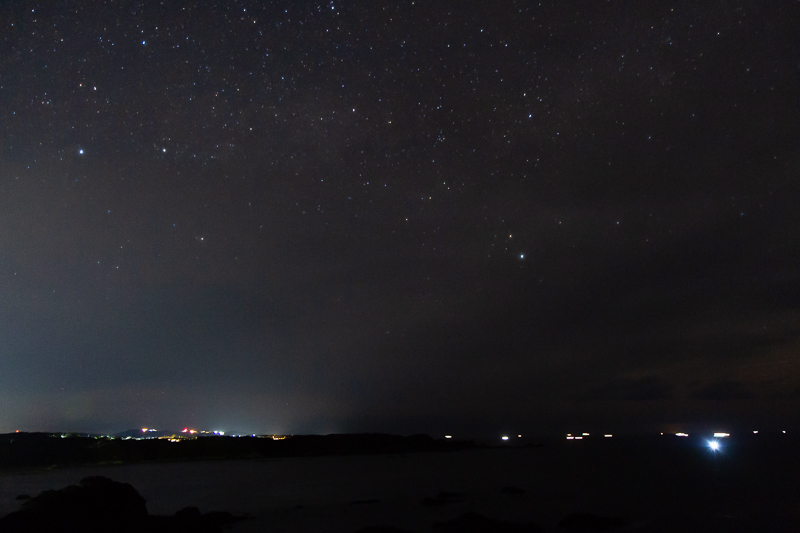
0, 476, 250, 533
0, 476, 147, 532
421, 491, 466, 506
437, 491, 466, 499
500, 486, 526, 494
14, 494, 30, 500
354, 527, 413, 533
350, 498, 381, 505
557, 513, 625, 530
203, 510, 248, 525
175, 505, 202, 520
433, 512, 544, 532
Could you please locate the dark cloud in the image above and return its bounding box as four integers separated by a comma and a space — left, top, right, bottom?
690, 381, 753, 401
581, 377, 676, 402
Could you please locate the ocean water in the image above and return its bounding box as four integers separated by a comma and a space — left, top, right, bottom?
1, 436, 798, 531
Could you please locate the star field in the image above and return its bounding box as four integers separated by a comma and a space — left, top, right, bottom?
1, 1, 798, 436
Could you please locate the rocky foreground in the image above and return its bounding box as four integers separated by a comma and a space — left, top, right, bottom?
1, 475, 632, 532
0, 475, 249, 532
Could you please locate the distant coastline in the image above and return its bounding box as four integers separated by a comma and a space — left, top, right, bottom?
0, 432, 477, 471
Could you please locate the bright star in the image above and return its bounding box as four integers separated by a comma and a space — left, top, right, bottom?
708, 440, 720, 451
78, 149, 84, 155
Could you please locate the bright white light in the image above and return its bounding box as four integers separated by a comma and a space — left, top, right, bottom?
675, 433, 689, 437
575, 436, 583, 440
79, 149, 84, 154
783, 431, 786, 434
445, 435, 452, 439
582, 433, 589, 436
517, 435, 522, 438
753, 431, 758, 434
713, 433, 730, 438
566, 436, 574, 440
604, 434, 613, 438
141, 428, 147, 432
501, 436, 509, 441
708, 440, 720, 451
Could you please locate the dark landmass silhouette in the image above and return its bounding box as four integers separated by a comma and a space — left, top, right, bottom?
556, 513, 626, 530
0, 475, 248, 532
0, 432, 476, 470
433, 512, 545, 532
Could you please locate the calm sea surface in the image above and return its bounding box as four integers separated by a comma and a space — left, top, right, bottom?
2, 437, 798, 531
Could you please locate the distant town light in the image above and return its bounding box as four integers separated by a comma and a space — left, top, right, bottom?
501, 436, 509, 441
141, 428, 148, 432
604, 434, 613, 438
445, 435, 452, 439
566, 436, 574, 440
582, 433, 589, 436
517, 435, 522, 438
783, 431, 786, 434
713, 433, 730, 438
675, 433, 689, 437
575, 436, 583, 440
753, 431, 758, 434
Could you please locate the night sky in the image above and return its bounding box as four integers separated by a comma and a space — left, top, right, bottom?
2, 1, 799, 437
